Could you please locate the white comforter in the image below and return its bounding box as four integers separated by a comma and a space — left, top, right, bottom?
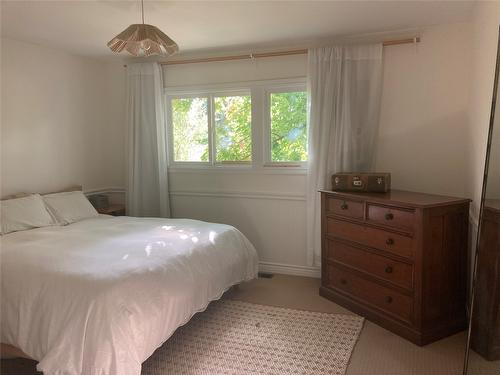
0, 216, 258, 375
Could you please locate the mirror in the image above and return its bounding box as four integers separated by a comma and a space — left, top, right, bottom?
464, 28, 500, 375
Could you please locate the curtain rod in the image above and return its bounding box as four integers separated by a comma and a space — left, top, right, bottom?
158, 37, 420, 66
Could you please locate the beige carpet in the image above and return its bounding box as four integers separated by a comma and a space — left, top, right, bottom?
226, 275, 500, 375
3, 274, 500, 375
142, 300, 364, 375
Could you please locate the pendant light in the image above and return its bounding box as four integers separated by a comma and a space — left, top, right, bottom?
107, 0, 178, 57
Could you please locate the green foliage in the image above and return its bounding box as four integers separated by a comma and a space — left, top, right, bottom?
172, 97, 209, 162
214, 95, 252, 162
270, 92, 308, 162
171, 91, 307, 164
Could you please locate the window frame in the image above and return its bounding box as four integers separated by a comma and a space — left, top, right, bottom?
167, 89, 252, 167
165, 78, 307, 172
167, 93, 211, 166
263, 83, 308, 167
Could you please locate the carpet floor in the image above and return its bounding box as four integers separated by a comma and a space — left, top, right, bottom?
2, 274, 500, 374
142, 300, 363, 374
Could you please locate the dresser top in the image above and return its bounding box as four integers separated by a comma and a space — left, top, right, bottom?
320, 189, 471, 208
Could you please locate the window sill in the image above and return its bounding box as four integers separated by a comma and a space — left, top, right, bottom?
263, 162, 307, 168
168, 166, 307, 175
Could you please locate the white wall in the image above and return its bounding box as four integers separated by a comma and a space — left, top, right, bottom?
0, 38, 126, 197
164, 22, 473, 275
1, 22, 478, 276
164, 55, 316, 276
461, 2, 500, 291
467, 2, 500, 210
375, 22, 472, 197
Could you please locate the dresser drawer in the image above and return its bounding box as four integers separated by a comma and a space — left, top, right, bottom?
327, 218, 413, 258
326, 265, 413, 323
325, 239, 414, 290
367, 204, 415, 232
326, 196, 364, 220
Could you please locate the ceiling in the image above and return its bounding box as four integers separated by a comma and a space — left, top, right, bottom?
1, 1, 474, 60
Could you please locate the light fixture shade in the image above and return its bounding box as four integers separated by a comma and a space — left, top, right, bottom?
107, 24, 178, 57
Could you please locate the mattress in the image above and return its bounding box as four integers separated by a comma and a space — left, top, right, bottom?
0, 216, 258, 375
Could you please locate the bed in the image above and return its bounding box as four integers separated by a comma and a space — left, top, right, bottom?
1, 214, 258, 375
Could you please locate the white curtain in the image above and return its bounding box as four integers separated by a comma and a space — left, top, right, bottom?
306, 45, 383, 266
126, 63, 170, 217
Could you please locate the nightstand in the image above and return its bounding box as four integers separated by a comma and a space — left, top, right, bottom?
97, 204, 126, 216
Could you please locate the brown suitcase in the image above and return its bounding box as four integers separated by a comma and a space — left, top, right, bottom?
332, 172, 391, 193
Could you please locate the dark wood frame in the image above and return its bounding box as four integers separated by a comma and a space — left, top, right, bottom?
463, 26, 500, 375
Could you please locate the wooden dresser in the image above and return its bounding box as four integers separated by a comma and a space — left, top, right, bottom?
471, 200, 500, 360
319, 190, 470, 345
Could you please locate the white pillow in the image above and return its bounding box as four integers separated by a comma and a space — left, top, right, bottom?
43, 191, 98, 225
1, 194, 57, 235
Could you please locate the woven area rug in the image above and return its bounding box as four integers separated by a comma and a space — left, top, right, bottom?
142, 300, 364, 375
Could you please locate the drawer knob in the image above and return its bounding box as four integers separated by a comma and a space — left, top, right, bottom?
340, 203, 349, 210
385, 266, 393, 274
340, 278, 347, 285
385, 212, 394, 220
386, 238, 394, 246
385, 296, 393, 304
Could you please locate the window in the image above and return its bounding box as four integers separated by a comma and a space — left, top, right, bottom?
170, 93, 251, 164
214, 95, 252, 163
171, 97, 209, 162
167, 79, 307, 170
269, 91, 308, 163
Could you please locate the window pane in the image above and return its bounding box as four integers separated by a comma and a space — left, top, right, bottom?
270, 91, 307, 162
214, 95, 252, 162
171, 97, 209, 162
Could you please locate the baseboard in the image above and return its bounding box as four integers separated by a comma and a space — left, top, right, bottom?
259, 261, 321, 278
